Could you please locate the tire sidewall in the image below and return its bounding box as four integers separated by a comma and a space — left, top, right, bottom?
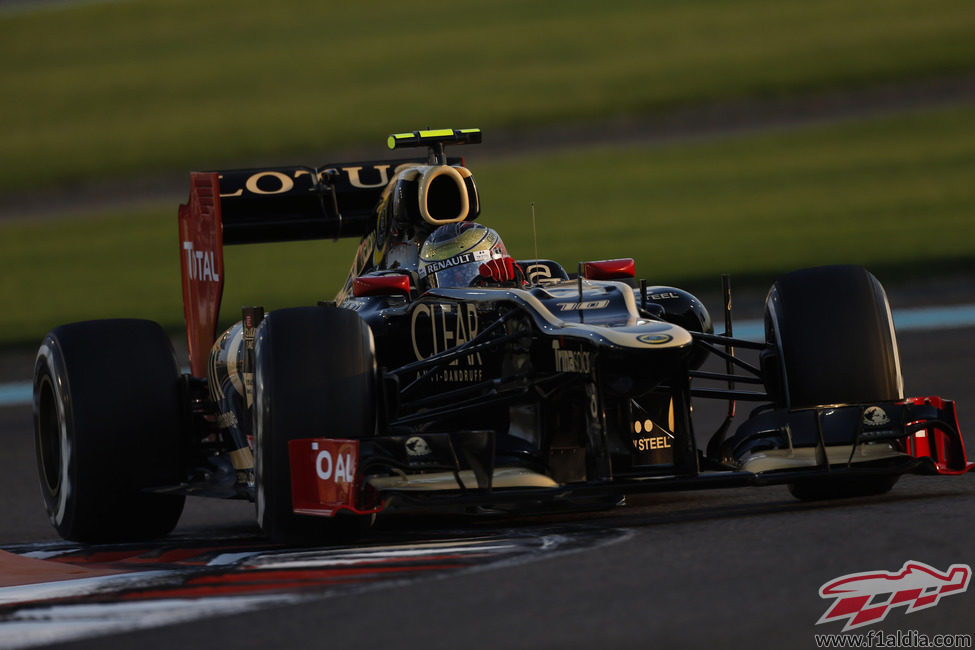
34, 338, 76, 532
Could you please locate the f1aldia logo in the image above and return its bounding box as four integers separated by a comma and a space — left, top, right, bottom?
817, 561, 971, 631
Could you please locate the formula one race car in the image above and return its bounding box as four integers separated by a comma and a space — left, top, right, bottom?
32, 129, 974, 543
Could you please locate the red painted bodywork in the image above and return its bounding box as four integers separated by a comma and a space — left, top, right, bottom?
177, 172, 225, 378
583, 258, 635, 280
353, 274, 411, 297
288, 438, 384, 517
903, 396, 974, 474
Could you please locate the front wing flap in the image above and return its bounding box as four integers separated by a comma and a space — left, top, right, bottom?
286, 397, 971, 518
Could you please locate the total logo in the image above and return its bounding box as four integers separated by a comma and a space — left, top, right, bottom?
817, 561, 971, 631
182, 241, 220, 283
313, 441, 354, 484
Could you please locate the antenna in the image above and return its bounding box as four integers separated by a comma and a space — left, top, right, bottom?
530, 202, 540, 286
576, 262, 584, 324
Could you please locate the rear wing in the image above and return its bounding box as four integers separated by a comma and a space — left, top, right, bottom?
206, 157, 459, 244
178, 156, 455, 376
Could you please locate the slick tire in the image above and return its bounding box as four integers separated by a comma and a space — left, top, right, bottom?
788, 474, 900, 501
33, 319, 186, 542
253, 305, 376, 544
763, 265, 904, 501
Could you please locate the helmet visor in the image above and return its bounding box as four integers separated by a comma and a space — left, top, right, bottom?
429, 261, 482, 288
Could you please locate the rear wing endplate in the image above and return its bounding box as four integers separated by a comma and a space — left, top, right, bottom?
178, 173, 224, 377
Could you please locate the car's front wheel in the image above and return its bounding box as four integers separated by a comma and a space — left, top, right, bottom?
763, 265, 904, 500
253, 305, 377, 544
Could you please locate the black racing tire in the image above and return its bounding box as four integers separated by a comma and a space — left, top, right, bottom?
765, 265, 902, 409
764, 265, 904, 500
253, 305, 376, 544
33, 319, 186, 542
788, 474, 900, 501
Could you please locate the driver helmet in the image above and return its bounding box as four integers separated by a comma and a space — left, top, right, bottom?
418, 222, 508, 288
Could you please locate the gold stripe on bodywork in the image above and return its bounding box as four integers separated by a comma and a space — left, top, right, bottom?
229, 447, 254, 470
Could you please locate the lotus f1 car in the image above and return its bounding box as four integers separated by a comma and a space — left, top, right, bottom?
33, 129, 974, 543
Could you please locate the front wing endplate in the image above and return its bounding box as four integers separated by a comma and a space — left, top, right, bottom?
288, 438, 383, 517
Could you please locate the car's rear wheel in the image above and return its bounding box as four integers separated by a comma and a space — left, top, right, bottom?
33, 319, 186, 542
764, 265, 903, 500
253, 305, 376, 544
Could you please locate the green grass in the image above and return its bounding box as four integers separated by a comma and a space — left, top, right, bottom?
2, 0, 975, 192
477, 106, 975, 286
3, 104, 973, 348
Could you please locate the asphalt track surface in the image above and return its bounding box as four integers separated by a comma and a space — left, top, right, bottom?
0, 322, 973, 649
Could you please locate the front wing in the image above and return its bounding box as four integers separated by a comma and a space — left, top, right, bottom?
287, 396, 973, 518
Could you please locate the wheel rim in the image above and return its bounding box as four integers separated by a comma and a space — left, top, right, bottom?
36, 375, 63, 496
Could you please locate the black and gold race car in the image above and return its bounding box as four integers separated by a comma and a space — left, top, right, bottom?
33, 129, 973, 543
